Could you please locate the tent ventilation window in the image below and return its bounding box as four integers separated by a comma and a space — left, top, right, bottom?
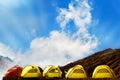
28, 69, 37, 73
73, 69, 84, 73
98, 69, 109, 73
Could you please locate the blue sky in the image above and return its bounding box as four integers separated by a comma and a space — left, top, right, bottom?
91, 0, 120, 49
0, 0, 71, 51
0, 0, 120, 66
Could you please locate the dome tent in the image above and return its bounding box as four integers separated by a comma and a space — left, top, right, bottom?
21, 65, 43, 80
3, 65, 23, 80
65, 65, 87, 78
43, 65, 62, 79
92, 65, 116, 78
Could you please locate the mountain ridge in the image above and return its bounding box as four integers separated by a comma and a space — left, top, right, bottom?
0, 56, 13, 68
62, 48, 120, 79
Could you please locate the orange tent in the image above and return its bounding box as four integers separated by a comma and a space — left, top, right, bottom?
3, 65, 23, 80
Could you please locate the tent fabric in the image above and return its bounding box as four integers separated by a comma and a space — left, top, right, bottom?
92, 65, 116, 78
21, 65, 42, 78
43, 65, 62, 78
65, 65, 87, 78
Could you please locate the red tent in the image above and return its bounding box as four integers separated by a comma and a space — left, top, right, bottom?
3, 65, 23, 80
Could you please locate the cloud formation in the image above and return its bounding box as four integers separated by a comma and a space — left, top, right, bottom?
20, 0, 98, 67
0, 0, 98, 69
57, 0, 91, 29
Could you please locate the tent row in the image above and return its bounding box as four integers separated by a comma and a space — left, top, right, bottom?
3, 65, 116, 80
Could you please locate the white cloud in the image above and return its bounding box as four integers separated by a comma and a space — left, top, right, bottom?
27, 30, 97, 67
0, 43, 15, 59
57, 0, 91, 32
19, 0, 98, 67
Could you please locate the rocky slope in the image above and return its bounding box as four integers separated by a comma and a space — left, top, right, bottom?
62, 48, 120, 79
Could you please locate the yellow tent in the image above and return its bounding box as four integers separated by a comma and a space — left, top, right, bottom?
43, 65, 62, 78
92, 65, 116, 78
21, 65, 42, 78
65, 65, 87, 78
